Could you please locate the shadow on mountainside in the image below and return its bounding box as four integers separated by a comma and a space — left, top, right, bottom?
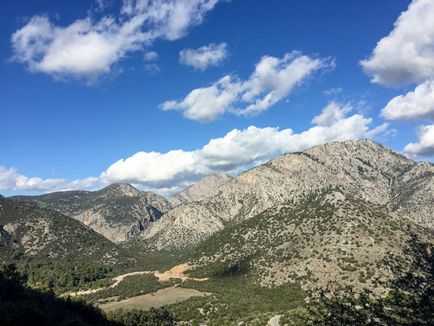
0, 264, 175, 326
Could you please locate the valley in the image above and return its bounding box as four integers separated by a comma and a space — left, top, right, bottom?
1, 140, 434, 325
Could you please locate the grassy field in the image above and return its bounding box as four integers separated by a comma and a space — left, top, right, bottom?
99, 287, 210, 312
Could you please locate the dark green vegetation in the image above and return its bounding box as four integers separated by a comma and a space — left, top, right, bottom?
0, 264, 176, 326
107, 309, 175, 326
22, 261, 114, 294
84, 274, 178, 303
120, 242, 187, 271
0, 264, 113, 326
167, 261, 304, 325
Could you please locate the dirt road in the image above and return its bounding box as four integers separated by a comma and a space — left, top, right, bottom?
65, 263, 208, 297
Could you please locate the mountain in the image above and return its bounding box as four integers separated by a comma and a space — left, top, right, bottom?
142, 140, 434, 250
136, 139, 434, 296
13, 184, 172, 243
0, 196, 124, 264
170, 172, 232, 206
188, 190, 434, 293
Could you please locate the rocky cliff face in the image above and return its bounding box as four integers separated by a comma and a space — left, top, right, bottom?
13, 184, 172, 243
170, 172, 232, 206
142, 140, 434, 250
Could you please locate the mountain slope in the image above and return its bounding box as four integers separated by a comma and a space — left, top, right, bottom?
0, 196, 125, 264
170, 172, 232, 206
188, 190, 434, 293
13, 184, 172, 243
142, 140, 434, 250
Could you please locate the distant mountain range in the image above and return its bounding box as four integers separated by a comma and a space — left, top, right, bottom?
2, 139, 434, 294
13, 183, 172, 243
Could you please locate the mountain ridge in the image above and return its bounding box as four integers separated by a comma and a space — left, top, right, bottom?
141, 139, 434, 250
12, 184, 172, 243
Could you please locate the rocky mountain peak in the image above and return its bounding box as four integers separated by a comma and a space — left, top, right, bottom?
98, 183, 142, 197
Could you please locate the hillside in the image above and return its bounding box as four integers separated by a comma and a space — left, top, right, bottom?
0, 196, 125, 265
141, 140, 434, 250
13, 184, 172, 243
188, 190, 434, 293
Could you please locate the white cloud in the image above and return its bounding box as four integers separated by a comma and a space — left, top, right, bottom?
162, 51, 332, 122
0, 166, 98, 192
179, 42, 228, 70
311, 102, 351, 127
382, 80, 434, 121
360, 0, 434, 86
360, 0, 434, 157
100, 150, 202, 188
404, 124, 434, 158
1, 104, 387, 195
144, 51, 159, 61
11, 0, 222, 80
161, 75, 240, 122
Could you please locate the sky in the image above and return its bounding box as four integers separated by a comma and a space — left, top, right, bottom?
1, 0, 434, 196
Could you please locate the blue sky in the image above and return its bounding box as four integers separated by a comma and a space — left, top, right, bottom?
1, 0, 434, 195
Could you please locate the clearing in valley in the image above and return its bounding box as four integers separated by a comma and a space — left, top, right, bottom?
99, 287, 211, 312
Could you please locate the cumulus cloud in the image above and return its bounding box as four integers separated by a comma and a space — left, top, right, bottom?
101, 102, 387, 193
1, 103, 387, 195
361, 0, 434, 158
360, 0, 434, 86
0, 166, 98, 192
382, 80, 434, 121
161, 75, 240, 122
179, 42, 228, 70
11, 0, 222, 80
162, 51, 332, 122
404, 124, 434, 158
312, 102, 351, 126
